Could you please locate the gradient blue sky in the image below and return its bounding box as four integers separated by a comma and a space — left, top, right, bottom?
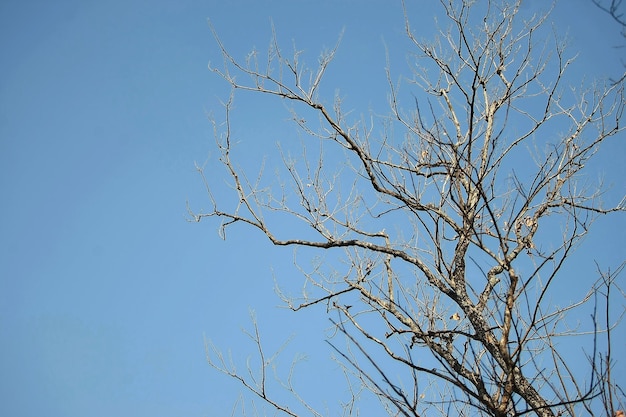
1, 1, 624, 416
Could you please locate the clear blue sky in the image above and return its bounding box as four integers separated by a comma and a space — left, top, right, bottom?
0, 0, 624, 416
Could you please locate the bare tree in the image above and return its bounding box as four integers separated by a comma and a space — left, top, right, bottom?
192, 0, 626, 416
592, 0, 626, 35
592, 0, 626, 74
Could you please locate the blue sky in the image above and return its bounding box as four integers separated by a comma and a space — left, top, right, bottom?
0, 0, 624, 416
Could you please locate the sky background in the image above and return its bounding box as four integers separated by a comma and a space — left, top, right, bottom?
1, 0, 624, 416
